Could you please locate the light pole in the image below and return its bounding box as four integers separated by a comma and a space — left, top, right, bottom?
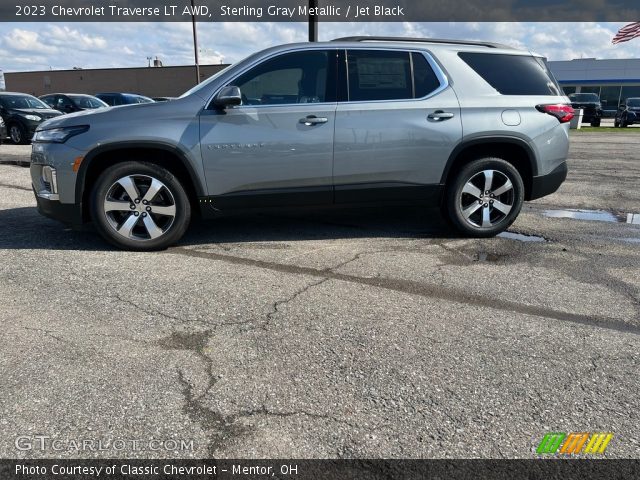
191, 0, 201, 83
309, 0, 318, 42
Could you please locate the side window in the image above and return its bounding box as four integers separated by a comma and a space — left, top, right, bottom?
347, 50, 412, 101
230, 50, 331, 106
412, 52, 441, 98
58, 96, 73, 109
41, 95, 55, 108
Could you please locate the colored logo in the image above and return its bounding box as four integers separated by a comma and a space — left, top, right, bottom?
536, 432, 613, 455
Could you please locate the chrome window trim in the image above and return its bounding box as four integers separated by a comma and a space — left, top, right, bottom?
205, 45, 451, 110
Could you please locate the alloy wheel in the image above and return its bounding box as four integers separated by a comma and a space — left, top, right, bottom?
459, 169, 515, 228
10, 126, 22, 144
103, 174, 177, 241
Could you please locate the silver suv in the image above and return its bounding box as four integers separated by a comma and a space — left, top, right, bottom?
31, 37, 572, 250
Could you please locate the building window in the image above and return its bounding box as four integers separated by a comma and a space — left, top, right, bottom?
599, 86, 622, 111
621, 85, 640, 103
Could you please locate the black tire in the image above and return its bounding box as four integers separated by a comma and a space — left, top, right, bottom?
90, 161, 191, 251
591, 119, 601, 127
614, 119, 620, 128
9, 123, 28, 145
445, 157, 524, 237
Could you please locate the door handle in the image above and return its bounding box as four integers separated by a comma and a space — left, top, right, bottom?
428, 110, 455, 121
299, 115, 328, 126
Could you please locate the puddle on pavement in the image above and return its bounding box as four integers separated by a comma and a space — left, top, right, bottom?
498, 231, 547, 243
474, 252, 502, 262
543, 208, 640, 225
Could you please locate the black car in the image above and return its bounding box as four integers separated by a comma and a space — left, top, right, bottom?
614, 97, 640, 128
0, 92, 62, 144
40, 93, 108, 114
568, 93, 603, 127
94, 93, 154, 106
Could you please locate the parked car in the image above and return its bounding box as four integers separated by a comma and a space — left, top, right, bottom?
0, 92, 62, 144
95, 93, 154, 106
567, 93, 602, 127
614, 97, 640, 127
31, 36, 571, 250
40, 93, 108, 114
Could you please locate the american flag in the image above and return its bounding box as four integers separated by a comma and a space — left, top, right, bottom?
612, 22, 640, 44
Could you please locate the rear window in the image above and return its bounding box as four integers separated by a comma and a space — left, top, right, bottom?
458, 52, 561, 96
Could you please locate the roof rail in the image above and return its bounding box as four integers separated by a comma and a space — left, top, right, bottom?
331, 36, 512, 49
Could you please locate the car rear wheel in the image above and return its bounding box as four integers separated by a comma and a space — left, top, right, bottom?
590, 119, 601, 127
90, 162, 191, 251
446, 158, 524, 237
9, 123, 27, 145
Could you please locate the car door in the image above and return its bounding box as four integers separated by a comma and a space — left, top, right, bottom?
199, 49, 337, 208
333, 49, 462, 204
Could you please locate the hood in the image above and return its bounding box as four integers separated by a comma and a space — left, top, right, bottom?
11, 108, 62, 119
36, 96, 202, 131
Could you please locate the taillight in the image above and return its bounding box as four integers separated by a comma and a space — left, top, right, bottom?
536, 104, 575, 123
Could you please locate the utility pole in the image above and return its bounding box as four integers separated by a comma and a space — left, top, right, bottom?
308, 0, 318, 42
191, 0, 201, 83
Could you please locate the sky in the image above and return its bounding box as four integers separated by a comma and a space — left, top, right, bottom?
1, 21, 640, 72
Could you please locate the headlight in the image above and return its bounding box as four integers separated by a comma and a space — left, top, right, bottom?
23, 114, 41, 121
33, 125, 89, 143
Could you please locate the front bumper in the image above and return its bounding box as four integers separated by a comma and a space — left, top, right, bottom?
529, 162, 568, 200
33, 188, 83, 225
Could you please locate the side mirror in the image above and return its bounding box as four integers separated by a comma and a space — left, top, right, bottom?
213, 86, 242, 109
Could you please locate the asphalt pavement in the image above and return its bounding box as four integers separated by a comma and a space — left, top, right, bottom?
0, 134, 639, 459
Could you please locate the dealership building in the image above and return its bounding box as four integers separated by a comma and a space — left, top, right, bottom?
548, 58, 640, 114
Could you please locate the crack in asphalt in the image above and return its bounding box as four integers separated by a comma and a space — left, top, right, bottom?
0, 182, 31, 192
166, 246, 640, 336
263, 277, 330, 331
18, 326, 76, 347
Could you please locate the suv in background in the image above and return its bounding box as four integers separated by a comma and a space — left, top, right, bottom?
568, 93, 603, 127
0, 92, 62, 144
31, 37, 571, 250
614, 97, 640, 127
95, 93, 154, 106
40, 93, 108, 114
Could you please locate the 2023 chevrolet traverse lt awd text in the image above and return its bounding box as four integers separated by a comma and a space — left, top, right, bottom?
31, 37, 571, 250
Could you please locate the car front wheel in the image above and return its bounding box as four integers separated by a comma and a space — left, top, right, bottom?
90, 162, 191, 251
9, 123, 27, 144
446, 158, 524, 237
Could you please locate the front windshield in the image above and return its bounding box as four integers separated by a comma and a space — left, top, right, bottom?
0, 95, 49, 109
627, 98, 640, 107
569, 93, 599, 102
69, 95, 108, 108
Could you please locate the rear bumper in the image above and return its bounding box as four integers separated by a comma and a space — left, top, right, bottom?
33, 189, 83, 225
528, 162, 567, 200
